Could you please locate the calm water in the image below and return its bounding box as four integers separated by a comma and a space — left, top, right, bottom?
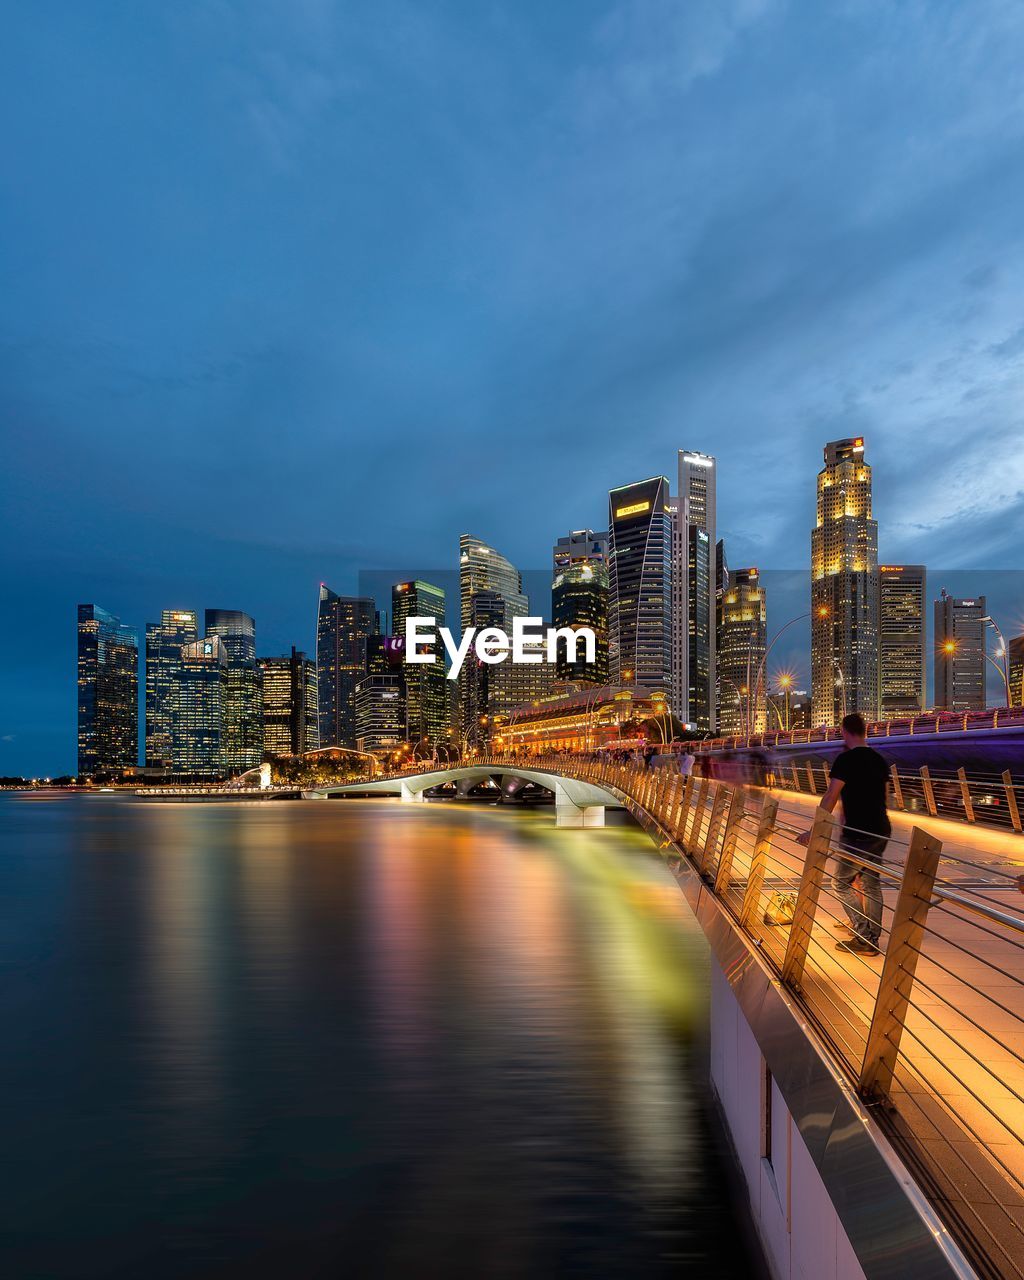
0, 793, 760, 1279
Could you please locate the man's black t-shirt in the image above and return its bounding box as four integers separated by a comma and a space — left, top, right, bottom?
829, 746, 891, 837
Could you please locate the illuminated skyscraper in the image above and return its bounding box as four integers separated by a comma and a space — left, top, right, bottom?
934, 590, 986, 712
144, 609, 198, 769
608, 477, 673, 692
459, 535, 529, 742
173, 636, 227, 777
671, 451, 717, 732
718, 568, 768, 734
204, 610, 263, 773
355, 635, 406, 752
259, 648, 318, 756
391, 580, 450, 745
551, 531, 608, 684
317, 587, 377, 748
878, 566, 926, 719
77, 604, 138, 778
1009, 635, 1024, 709
811, 438, 879, 726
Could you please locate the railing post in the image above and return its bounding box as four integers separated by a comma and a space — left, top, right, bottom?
790, 764, 800, 792
688, 777, 711, 850
714, 790, 747, 895
677, 773, 694, 831
1003, 771, 1022, 833
920, 765, 937, 817
956, 767, 975, 823
740, 797, 779, 929
889, 764, 905, 811
859, 825, 942, 1101
700, 785, 731, 876
781, 806, 835, 991
805, 763, 816, 795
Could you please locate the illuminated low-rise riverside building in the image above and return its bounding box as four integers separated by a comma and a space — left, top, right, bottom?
77, 604, 138, 777
259, 648, 318, 756
496, 685, 670, 756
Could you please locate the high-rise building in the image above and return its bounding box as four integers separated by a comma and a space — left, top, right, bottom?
934, 590, 986, 712
717, 568, 768, 734
77, 604, 138, 778
608, 477, 673, 692
767, 686, 812, 732
878, 566, 926, 719
355, 635, 406, 752
316, 587, 377, 748
259, 648, 318, 756
1009, 635, 1024, 709
173, 636, 227, 777
671, 451, 717, 732
392, 580, 450, 745
551, 532, 609, 684
811, 438, 879, 726
144, 609, 198, 769
204, 610, 263, 774
459, 535, 529, 742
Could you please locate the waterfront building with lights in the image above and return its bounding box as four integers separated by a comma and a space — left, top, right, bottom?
317, 587, 377, 748
204, 609, 263, 773
718, 568, 767, 734
499, 685, 670, 755
935, 589, 987, 712
607, 477, 673, 693
391, 579, 450, 745
77, 603, 138, 778
144, 609, 198, 769
810, 438, 879, 725
259, 647, 318, 756
172, 636, 227, 777
671, 450, 717, 733
878, 565, 927, 719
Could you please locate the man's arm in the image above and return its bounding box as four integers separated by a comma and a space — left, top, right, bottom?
796, 777, 844, 844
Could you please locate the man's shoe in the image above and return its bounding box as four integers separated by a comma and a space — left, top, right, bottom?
836, 937, 880, 956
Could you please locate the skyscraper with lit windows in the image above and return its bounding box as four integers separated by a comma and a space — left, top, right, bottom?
317, 587, 377, 748
934, 590, 986, 712
259, 648, 318, 756
173, 635, 227, 776
878, 566, 926, 719
608, 477, 673, 692
204, 609, 263, 773
671, 450, 717, 732
718, 568, 767, 734
392, 579, 450, 745
551, 531, 608, 685
145, 609, 198, 769
811, 438, 879, 726
77, 604, 138, 778
459, 535, 529, 742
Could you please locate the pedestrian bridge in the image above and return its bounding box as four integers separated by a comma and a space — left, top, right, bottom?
313, 753, 1024, 1280
304, 764, 623, 826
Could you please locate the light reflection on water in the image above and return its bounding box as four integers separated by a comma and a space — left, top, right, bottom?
0, 794, 759, 1278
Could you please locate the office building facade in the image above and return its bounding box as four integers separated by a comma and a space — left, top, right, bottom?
552, 560, 609, 684
259, 648, 318, 756
459, 535, 529, 743
144, 609, 198, 769
878, 566, 927, 719
172, 636, 227, 776
204, 610, 263, 773
317, 587, 377, 748
934, 590, 987, 712
77, 604, 138, 778
717, 568, 768, 734
1009, 635, 1024, 709
671, 451, 717, 732
608, 476, 673, 692
392, 579, 450, 745
811, 438, 879, 726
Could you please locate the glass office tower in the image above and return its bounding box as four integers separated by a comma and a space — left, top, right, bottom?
144, 609, 198, 769
607, 477, 673, 692
934, 590, 987, 712
391, 580, 450, 745
878, 566, 926, 719
204, 610, 263, 774
459, 535, 529, 743
717, 568, 768, 734
811, 438, 879, 725
672, 450, 717, 732
259, 647, 318, 756
173, 636, 227, 777
551, 531, 609, 685
317, 586, 377, 748
77, 604, 138, 778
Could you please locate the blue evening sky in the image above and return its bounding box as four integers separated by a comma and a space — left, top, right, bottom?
2, 1, 1023, 774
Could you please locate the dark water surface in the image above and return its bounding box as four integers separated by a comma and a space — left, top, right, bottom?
0, 794, 760, 1278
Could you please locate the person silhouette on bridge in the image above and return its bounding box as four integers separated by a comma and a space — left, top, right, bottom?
798, 712, 890, 957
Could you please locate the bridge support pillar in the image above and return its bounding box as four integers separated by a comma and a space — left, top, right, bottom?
399, 781, 425, 803
553, 781, 605, 828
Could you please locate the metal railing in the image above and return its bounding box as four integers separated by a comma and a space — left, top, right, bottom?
417, 753, 1024, 1279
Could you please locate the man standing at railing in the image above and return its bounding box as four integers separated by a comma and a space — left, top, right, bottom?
799, 712, 890, 956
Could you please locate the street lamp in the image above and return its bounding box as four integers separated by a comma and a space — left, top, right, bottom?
982, 615, 1011, 707
750, 611, 813, 738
